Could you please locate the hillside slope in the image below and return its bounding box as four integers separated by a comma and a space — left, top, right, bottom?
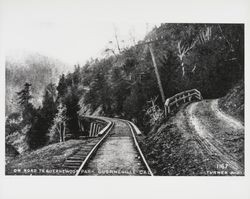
219, 80, 244, 123
5, 139, 98, 175
6, 53, 70, 115
139, 83, 244, 176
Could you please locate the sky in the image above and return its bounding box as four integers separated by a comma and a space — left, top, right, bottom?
1, 0, 247, 66
1, 0, 160, 66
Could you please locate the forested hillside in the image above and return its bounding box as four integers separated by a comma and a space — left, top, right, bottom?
77, 23, 244, 130
5, 23, 244, 156
6, 53, 69, 115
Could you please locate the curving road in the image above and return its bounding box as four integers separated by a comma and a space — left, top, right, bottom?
175, 99, 244, 175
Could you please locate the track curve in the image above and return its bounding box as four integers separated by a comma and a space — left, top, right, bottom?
77, 118, 152, 176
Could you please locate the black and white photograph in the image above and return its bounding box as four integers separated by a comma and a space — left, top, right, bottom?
0, 0, 249, 198
4, 21, 245, 176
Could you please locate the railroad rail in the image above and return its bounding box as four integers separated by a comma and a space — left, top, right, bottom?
62, 117, 113, 172
164, 89, 202, 116
75, 117, 114, 175
63, 116, 153, 176
126, 120, 153, 176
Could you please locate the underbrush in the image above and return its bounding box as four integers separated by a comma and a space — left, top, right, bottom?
5, 139, 95, 175
137, 118, 207, 176
219, 80, 244, 123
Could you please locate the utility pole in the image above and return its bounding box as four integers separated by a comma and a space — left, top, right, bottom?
136, 37, 166, 105
148, 43, 166, 104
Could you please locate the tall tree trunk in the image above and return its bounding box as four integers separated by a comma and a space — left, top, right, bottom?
63, 122, 66, 142
59, 123, 62, 142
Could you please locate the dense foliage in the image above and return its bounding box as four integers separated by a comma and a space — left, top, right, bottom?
6, 23, 244, 150
78, 24, 244, 130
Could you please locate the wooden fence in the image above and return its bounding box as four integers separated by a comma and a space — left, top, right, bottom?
78, 116, 108, 138
164, 89, 202, 116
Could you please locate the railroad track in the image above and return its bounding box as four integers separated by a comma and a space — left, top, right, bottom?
62, 118, 153, 176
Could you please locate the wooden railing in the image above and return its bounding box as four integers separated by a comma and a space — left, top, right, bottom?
77, 116, 109, 138
164, 89, 202, 116
75, 118, 114, 176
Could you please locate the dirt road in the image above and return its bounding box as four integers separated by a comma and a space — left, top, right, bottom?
175, 99, 244, 175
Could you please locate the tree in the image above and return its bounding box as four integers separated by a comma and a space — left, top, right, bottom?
26, 112, 48, 150
110, 67, 130, 114
71, 23, 244, 130
64, 86, 81, 138
57, 74, 67, 99
6, 54, 64, 116
49, 102, 67, 143
84, 62, 112, 115
17, 83, 32, 106
16, 82, 35, 125
5, 112, 22, 135
145, 96, 164, 126
39, 83, 57, 135
26, 84, 57, 149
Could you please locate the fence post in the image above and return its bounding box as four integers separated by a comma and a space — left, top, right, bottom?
164, 89, 202, 116
199, 92, 202, 100
97, 125, 101, 136
89, 123, 93, 137
176, 97, 179, 107
94, 123, 97, 136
